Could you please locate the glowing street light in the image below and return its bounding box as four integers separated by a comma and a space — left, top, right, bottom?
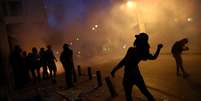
187, 17, 192, 22
76, 37, 80, 41
92, 27, 95, 31
78, 51, 81, 54
126, 0, 146, 32
91, 24, 99, 31
123, 44, 127, 49
126, 0, 137, 9
95, 24, 99, 28
70, 42, 73, 45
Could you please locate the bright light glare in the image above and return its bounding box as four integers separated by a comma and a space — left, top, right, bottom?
70, 42, 73, 45
78, 51, 81, 54
92, 27, 95, 31
187, 17, 192, 22
123, 44, 127, 49
126, 1, 137, 9
76, 37, 80, 41
95, 24, 98, 28
56, 50, 59, 55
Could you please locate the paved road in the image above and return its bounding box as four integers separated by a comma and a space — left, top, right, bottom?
13, 54, 201, 101
94, 54, 201, 101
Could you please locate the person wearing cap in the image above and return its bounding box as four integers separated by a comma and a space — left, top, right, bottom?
60, 43, 74, 88
171, 38, 189, 78
111, 33, 163, 101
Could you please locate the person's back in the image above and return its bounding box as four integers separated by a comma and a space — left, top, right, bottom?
39, 48, 47, 65
10, 45, 23, 89
10, 46, 23, 67
46, 49, 55, 63
46, 45, 57, 83
26, 53, 32, 69
31, 49, 40, 68
171, 38, 189, 56
60, 47, 73, 68
60, 43, 74, 88
171, 41, 183, 56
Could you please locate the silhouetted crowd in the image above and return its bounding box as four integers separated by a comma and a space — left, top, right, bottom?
10, 33, 190, 101
10, 45, 58, 89
10, 43, 77, 90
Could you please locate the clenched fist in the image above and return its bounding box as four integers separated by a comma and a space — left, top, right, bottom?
157, 44, 163, 49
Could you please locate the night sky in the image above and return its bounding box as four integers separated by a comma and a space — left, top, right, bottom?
46, 0, 112, 30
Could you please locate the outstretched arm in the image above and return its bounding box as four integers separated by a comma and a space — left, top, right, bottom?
148, 44, 163, 60
111, 58, 125, 77
111, 48, 133, 77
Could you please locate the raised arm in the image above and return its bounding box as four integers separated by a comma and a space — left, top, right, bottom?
147, 44, 163, 60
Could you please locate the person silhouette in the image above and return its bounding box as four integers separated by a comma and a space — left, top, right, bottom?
22, 51, 30, 84
60, 44, 74, 89
111, 33, 163, 101
31, 47, 41, 82
10, 45, 23, 89
39, 48, 48, 80
46, 45, 57, 83
171, 38, 189, 78
26, 52, 35, 83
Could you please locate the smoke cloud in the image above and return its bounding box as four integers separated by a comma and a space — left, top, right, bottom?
13, 0, 201, 66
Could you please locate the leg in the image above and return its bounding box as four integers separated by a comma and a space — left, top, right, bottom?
123, 82, 133, 101
72, 66, 77, 82
136, 79, 155, 101
36, 68, 41, 81
178, 60, 189, 78
49, 62, 57, 84
66, 72, 73, 88
31, 69, 37, 83
175, 55, 188, 77
52, 63, 57, 80
178, 57, 186, 74
174, 56, 181, 76
64, 71, 68, 86
49, 67, 53, 80
176, 60, 181, 76
42, 65, 48, 79
52, 66, 57, 84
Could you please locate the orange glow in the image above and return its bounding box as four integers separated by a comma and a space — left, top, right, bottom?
126, 1, 137, 9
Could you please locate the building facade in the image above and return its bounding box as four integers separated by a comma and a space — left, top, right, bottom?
0, 0, 48, 100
